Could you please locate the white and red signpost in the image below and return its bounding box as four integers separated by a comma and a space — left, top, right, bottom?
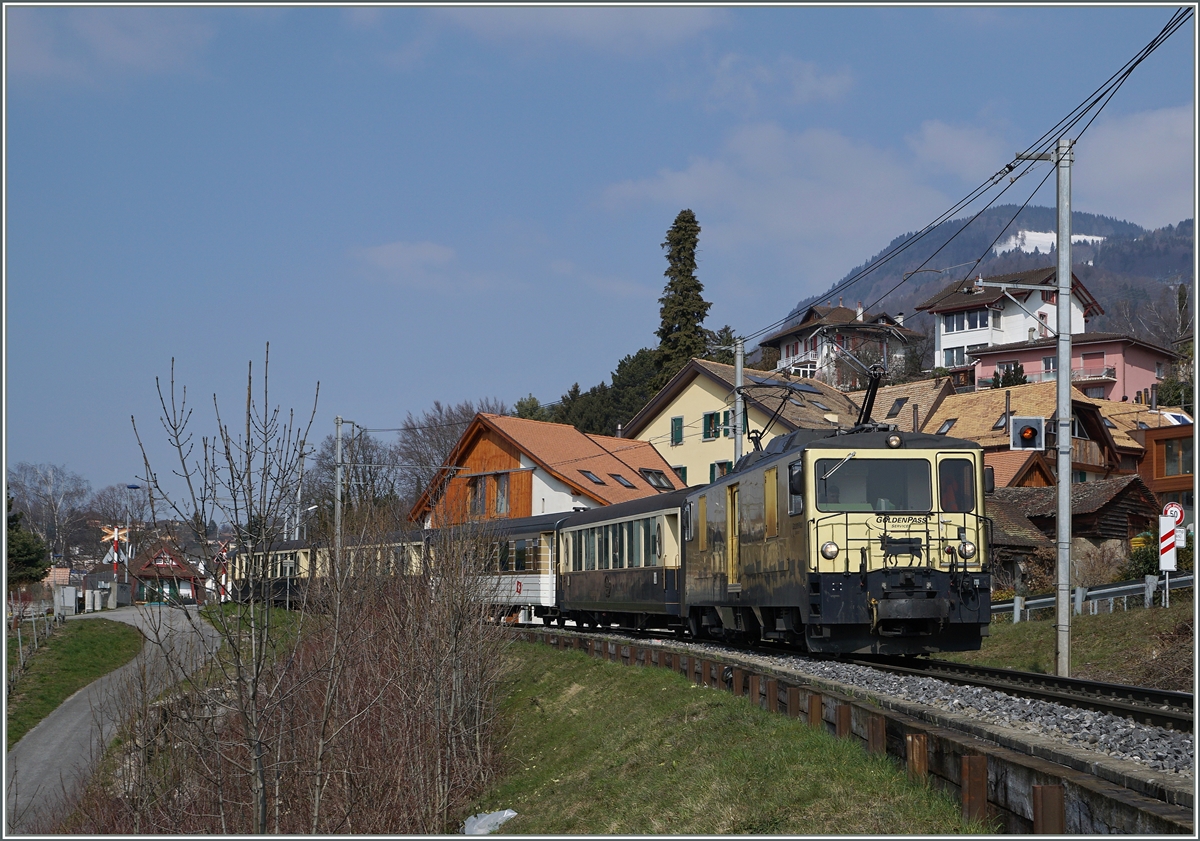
1159, 513, 1179, 608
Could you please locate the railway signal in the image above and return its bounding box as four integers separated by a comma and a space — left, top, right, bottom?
1010, 416, 1045, 451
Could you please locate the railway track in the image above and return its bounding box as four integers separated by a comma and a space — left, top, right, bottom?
851, 654, 1194, 733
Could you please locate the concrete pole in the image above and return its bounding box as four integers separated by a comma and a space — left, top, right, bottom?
734, 338, 745, 463
1054, 137, 1074, 678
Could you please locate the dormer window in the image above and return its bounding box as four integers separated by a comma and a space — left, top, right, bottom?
886, 397, 908, 419
936, 418, 957, 435
609, 474, 635, 488
639, 468, 675, 490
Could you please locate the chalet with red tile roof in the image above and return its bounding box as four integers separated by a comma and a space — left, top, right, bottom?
131, 541, 208, 604
410, 413, 682, 528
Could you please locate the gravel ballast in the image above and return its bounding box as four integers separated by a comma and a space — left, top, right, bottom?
656, 638, 1195, 779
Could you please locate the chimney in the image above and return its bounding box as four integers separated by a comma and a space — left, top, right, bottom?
896, 311, 904, 326
616, 423, 623, 439
856, 301, 864, 321
838, 296, 844, 308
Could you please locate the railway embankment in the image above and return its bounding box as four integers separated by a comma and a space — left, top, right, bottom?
507, 628, 1194, 834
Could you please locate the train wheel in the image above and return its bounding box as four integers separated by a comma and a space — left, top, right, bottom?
687, 613, 704, 639
543, 616, 553, 627
556, 615, 566, 628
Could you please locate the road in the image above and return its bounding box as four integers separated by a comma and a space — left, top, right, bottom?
4, 605, 220, 835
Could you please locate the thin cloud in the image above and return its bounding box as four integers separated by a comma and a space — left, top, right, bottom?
707, 53, 852, 114
350, 240, 507, 294
7, 7, 214, 83
433, 7, 725, 53
905, 119, 1010, 182
1073, 105, 1195, 229
604, 123, 948, 282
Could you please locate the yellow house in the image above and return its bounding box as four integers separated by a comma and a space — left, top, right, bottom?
621, 359, 862, 486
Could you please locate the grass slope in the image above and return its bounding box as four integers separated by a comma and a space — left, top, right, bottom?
6, 618, 145, 750
947, 592, 1194, 690
467, 642, 986, 835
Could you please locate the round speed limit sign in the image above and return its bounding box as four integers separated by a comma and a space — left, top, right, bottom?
1164, 501, 1185, 526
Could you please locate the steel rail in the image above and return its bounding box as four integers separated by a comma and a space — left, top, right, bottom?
850, 655, 1193, 732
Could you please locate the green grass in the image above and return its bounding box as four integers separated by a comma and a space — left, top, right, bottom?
465, 642, 987, 835
6, 619, 145, 750
946, 592, 1194, 690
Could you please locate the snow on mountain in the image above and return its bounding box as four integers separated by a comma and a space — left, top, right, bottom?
993, 230, 1106, 255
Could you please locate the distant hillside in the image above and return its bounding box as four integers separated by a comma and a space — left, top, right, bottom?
788, 207, 1193, 352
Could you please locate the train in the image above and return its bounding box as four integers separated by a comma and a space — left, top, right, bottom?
476, 421, 993, 656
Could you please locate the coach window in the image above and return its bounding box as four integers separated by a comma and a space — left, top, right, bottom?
498, 540, 509, 572
938, 459, 975, 513
571, 532, 582, 572
623, 521, 637, 568
697, 495, 708, 550
787, 462, 803, 515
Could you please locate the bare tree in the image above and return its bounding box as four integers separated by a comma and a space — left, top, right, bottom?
6, 462, 92, 561
393, 398, 509, 515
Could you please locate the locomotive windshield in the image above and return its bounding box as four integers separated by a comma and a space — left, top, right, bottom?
938, 458, 975, 513
815, 458, 932, 513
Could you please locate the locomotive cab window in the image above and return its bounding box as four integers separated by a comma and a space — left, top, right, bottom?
787, 461, 803, 515
938, 458, 975, 513
815, 458, 931, 513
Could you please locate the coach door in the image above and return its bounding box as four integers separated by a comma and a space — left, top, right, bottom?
727, 483, 741, 587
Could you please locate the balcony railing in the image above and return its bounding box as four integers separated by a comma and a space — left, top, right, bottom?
775, 350, 820, 372
986, 366, 1116, 385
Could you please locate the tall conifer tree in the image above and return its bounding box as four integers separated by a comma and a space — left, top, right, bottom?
655, 209, 711, 388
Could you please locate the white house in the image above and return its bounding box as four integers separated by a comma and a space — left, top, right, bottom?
915, 268, 1102, 392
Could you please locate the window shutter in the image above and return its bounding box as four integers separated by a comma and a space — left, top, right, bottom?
723, 410, 730, 437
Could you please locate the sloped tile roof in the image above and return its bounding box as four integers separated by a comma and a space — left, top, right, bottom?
991, 474, 1157, 519
759, 305, 922, 346
985, 497, 1055, 549
968, 332, 1177, 359
132, 541, 205, 579
480, 414, 679, 503
691, 359, 863, 429
870, 378, 955, 432
915, 268, 1101, 317
984, 450, 1050, 488
1097, 402, 1193, 442
918, 380, 1138, 452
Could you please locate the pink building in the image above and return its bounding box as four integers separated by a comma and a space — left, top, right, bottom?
968, 332, 1177, 402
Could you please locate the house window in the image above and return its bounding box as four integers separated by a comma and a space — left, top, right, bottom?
579, 470, 605, 485
999, 361, 1019, 375
966, 309, 988, 329
944, 347, 965, 367
494, 473, 509, 514
886, 397, 908, 419
1156, 361, 1165, 378
469, 477, 486, 516
944, 312, 966, 333
672, 465, 687, 485
1070, 415, 1089, 439
670, 416, 683, 446
991, 412, 1009, 430
1042, 290, 1057, 304
1043, 356, 1056, 372
710, 461, 734, 482
1084, 386, 1105, 399
1164, 437, 1194, 477
936, 418, 957, 435
610, 474, 635, 489
1072, 471, 1088, 484
795, 363, 817, 378
1038, 313, 1049, 337
640, 468, 674, 490
702, 412, 720, 440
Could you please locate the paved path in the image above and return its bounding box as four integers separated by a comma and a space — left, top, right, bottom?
5, 605, 220, 835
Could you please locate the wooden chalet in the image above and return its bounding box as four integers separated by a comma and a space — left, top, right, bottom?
131, 541, 208, 605
410, 413, 682, 528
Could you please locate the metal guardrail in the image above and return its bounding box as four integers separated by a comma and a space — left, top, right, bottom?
992, 573, 1193, 615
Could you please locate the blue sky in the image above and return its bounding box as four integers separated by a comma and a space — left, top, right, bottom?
4, 5, 1195, 495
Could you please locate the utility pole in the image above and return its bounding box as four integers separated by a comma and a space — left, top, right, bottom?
1011, 137, 1073, 677
334, 417, 349, 568
1052, 136, 1074, 678
734, 338, 745, 463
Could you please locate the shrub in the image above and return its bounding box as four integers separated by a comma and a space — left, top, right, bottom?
1122, 531, 1193, 579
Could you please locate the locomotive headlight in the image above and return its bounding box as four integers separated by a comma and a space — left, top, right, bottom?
820, 541, 840, 560
885, 432, 902, 449
958, 541, 977, 560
